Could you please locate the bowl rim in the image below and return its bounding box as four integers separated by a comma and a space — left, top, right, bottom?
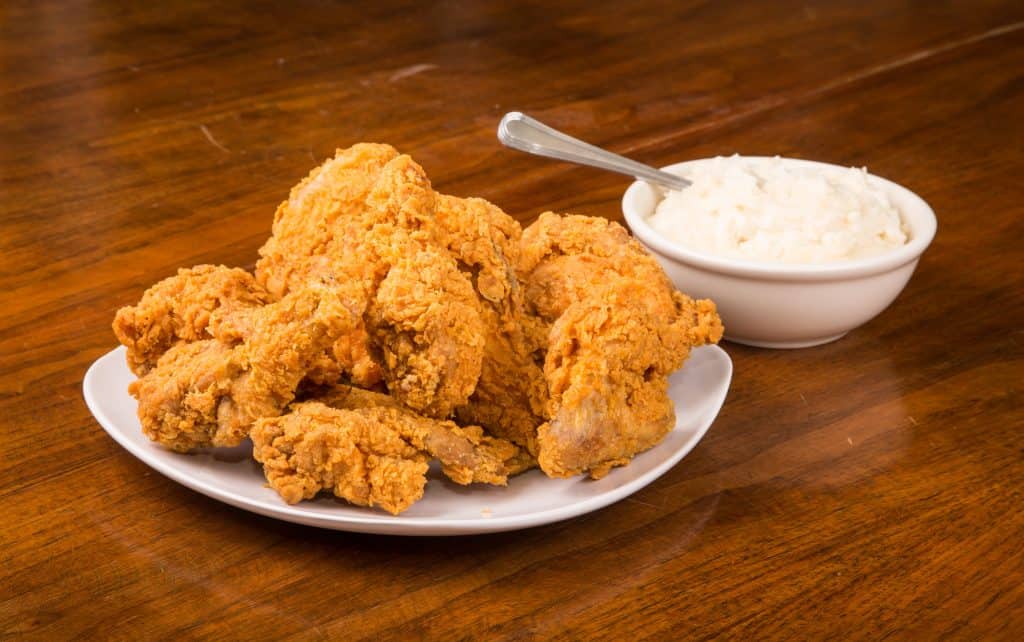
622, 156, 937, 282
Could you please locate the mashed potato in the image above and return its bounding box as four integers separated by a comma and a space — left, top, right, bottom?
647, 156, 908, 264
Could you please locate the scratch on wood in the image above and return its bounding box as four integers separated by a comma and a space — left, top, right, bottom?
908, 416, 919, 426
626, 495, 659, 509
199, 124, 230, 153
388, 63, 438, 83
847, 437, 853, 445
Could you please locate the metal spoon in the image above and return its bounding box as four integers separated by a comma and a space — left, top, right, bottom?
497, 111, 690, 192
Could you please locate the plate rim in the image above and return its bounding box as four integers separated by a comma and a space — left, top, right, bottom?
83, 345, 732, 535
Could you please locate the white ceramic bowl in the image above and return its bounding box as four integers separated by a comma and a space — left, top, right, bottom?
622, 157, 937, 348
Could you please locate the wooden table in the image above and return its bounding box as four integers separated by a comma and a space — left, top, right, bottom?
3, 1, 1023, 638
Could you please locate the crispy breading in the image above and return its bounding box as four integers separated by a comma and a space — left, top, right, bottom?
129, 286, 353, 452
251, 400, 525, 513
366, 242, 485, 418
114, 144, 725, 515
433, 194, 548, 453
314, 383, 534, 479
255, 146, 485, 415
518, 212, 723, 478
112, 265, 270, 375
252, 402, 430, 514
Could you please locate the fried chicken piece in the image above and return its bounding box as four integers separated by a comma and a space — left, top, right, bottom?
252, 402, 429, 514
256, 143, 409, 388
433, 194, 548, 454
366, 242, 485, 418
518, 213, 724, 478
251, 399, 524, 514
255, 145, 485, 415
130, 286, 353, 452
314, 383, 532, 479
255, 144, 403, 299
112, 265, 270, 375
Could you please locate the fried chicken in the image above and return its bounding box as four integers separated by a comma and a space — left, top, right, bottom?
432, 194, 548, 455
255, 145, 485, 416
112, 265, 270, 375
518, 213, 724, 478
314, 383, 533, 480
130, 285, 353, 452
366, 241, 485, 418
112, 142, 727, 516
251, 398, 525, 514
252, 402, 428, 514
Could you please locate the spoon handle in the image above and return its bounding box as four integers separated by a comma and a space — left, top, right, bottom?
497, 112, 690, 191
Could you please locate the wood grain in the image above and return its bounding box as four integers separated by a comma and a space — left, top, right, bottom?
2, 0, 1023, 638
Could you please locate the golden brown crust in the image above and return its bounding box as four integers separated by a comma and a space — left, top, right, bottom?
130, 286, 353, 452
433, 194, 549, 452
518, 212, 723, 478
366, 242, 485, 418
251, 402, 429, 514
254, 147, 486, 414
251, 400, 524, 513
112, 265, 270, 376
313, 384, 530, 482
115, 144, 724, 514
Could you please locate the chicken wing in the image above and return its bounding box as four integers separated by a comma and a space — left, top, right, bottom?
313, 383, 532, 481
112, 265, 270, 375
251, 402, 429, 514
251, 398, 525, 514
130, 285, 353, 452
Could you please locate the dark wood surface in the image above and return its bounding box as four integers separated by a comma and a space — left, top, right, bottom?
2, 1, 1023, 638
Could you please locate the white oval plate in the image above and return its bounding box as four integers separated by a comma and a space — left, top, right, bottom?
83, 345, 731, 535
